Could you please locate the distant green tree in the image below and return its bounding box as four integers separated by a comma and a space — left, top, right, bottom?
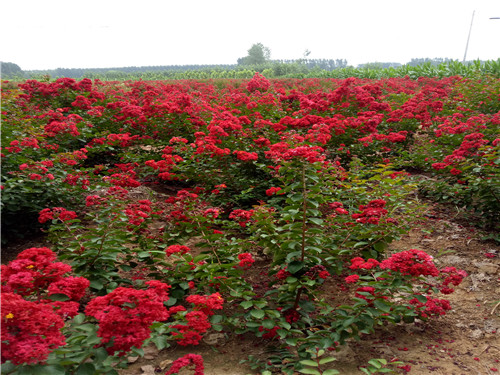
238, 43, 271, 65
1, 62, 23, 78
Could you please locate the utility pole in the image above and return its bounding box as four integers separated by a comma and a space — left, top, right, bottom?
463, 10, 475, 63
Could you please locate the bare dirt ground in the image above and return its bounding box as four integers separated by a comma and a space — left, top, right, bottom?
2, 199, 499, 375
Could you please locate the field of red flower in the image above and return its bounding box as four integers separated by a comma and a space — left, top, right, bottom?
1, 73, 499, 375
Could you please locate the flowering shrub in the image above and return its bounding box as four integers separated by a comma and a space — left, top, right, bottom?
3, 75, 493, 373
1, 292, 66, 365
1, 247, 224, 374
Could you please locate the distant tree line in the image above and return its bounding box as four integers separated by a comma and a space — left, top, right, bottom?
1, 62, 23, 78
1, 57, 497, 81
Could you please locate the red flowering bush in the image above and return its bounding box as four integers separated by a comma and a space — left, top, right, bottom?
1, 247, 73, 296
2, 75, 495, 374
1, 292, 66, 365
246, 72, 271, 93
85, 281, 171, 355
343, 249, 467, 322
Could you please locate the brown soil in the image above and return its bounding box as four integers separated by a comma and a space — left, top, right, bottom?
2, 199, 499, 375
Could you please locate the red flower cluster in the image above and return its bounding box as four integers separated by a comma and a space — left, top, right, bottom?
344, 274, 360, 284
47, 276, 90, 301
259, 325, 279, 339
169, 293, 224, 346
170, 310, 211, 346
276, 268, 292, 280
229, 209, 255, 227
438, 266, 467, 294
125, 199, 153, 226
328, 201, 349, 215
236, 253, 255, 269
265, 187, 283, 196
246, 72, 271, 93
380, 249, 439, 277
185, 292, 224, 316
164, 353, 204, 375
305, 265, 330, 280
1, 247, 91, 365
84, 281, 171, 355
349, 257, 380, 270
351, 199, 388, 225
38, 207, 78, 224
1, 247, 73, 296
409, 297, 451, 318
165, 244, 191, 257
1, 293, 66, 365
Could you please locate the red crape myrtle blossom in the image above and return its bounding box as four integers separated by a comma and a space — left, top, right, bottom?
124, 200, 153, 226
85, 194, 108, 207
276, 268, 292, 281
438, 266, 468, 294
349, 257, 380, 270
1, 247, 72, 296
409, 297, 452, 318
1, 292, 66, 365
345, 274, 360, 284
170, 310, 211, 346
328, 201, 349, 215
169, 293, 224, 346
84, 281, 171, 356
235, 253, 255, 269
279, 145, 326, 163
246, 72, 271, 93
380, 249, 439, 277
165, 353, 204, 375
351, 199, 388, 225
229, 209, 255, 227
47, 276, 90, 301
185, 292, 224, 316
305, 265, 330, 280
38, 207, 78, 224
165, 244, 191, 257
265, 187, 284, 196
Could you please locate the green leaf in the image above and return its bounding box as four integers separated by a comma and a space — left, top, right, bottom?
277, 329, 289, 338
297, 368, 321, 375
299, 359, 319, 367
287, 260, 305, 274
368, 358, 387, 368
414, 294, 427, 303
262, 319, 275, 329
48, 293, 70, 302
210, 315, 223, 324
308, 217, 324, 225
373, 299, 391, 313
322, 369, 340, 375
373, 242, 386, 253
76, 363, 96, 375
319, 357, 337, 365
89, 279, 104, 290
76, 324, 97, 333
29, 365, 66, 375
250, 309, 265, 319
240, 300, 253, 309
72, 313, 86, 324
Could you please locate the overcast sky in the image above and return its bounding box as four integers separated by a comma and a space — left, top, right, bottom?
1, 0, 499, 71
